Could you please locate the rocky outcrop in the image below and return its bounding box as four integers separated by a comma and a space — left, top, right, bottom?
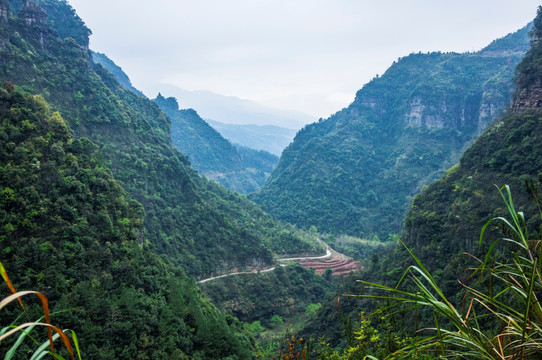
18, 1, 47, 27
0, 2, 8, 23
511, 9, 542, 114
405, 97, 458, 129
511, 85, 542, 114
16, 1, 48, 50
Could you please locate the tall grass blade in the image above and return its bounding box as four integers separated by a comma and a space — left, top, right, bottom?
5, 323, 37, 360
0, 291, 74, 359
0, 262, 24, 310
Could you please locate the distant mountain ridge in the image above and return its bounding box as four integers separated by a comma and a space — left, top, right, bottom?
253, 23, 532, 240
151, 84, 316, 129
92, 52, 279, 193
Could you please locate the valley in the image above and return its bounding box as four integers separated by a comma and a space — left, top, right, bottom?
1, 1, 542, 359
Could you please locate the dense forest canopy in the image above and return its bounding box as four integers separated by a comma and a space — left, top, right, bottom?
0, 84, 256, 359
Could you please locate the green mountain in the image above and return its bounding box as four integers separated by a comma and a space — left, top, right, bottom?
0, 84, 255, 359
154, 94, 278, 194
252, 24, 532, 240
299, 8, 542, 353
0, 2, 329, 357
91, 52, 279, 194
400, 9, 542, 281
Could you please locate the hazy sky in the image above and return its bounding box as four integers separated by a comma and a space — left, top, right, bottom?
67, 0, 540, 119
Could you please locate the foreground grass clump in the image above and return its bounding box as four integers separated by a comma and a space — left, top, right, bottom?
358, 185, 542, 359
284, 185, 541, 359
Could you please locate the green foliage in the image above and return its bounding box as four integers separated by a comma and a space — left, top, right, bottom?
304, 303, 321, 316
252, 24, 531, 240
199, 265, 336, 327
245, 321, 265, 335
269, 315, 283, 328
357, 186, 542, 359
0, 85, 256, 359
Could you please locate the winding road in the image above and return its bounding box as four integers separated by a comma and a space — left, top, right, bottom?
196, 244, 360, 284
197, 265, 284, 284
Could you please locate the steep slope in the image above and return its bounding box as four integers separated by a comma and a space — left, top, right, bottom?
0, 85, 255, 359
253, 25, 531, 240
154, 94, 278, 194
0, 0, 317, 278
91, 52, 279, 193
92, 51, 145, 97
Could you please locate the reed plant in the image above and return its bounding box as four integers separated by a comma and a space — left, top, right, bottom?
358, 185, 542, 359
0, 262, 81, 360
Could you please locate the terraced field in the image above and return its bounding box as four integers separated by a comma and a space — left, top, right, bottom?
278, 245, 361, 275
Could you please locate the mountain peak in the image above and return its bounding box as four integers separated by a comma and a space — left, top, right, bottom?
154, 92, 179, 112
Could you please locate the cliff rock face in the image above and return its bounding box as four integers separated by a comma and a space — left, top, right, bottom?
0, 2, 8, 22
18, 1, 46, 27
512, 9, 542, 114
512, 86, 542, 113
253, 24, 531, 240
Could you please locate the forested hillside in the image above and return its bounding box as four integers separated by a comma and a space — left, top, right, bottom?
154, 94, 278, 194
0, 0, 319, 280
0, 85, 255, 359
253, 24, 531, 240
3, 0, 541, 359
